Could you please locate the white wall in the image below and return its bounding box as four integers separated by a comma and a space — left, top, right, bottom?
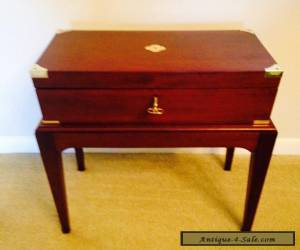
0, 0, 299, 153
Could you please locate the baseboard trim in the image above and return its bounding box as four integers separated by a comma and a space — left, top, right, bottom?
0, 136, 299, 155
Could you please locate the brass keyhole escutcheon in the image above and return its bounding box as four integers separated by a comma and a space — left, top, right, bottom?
147, 96, 164, 115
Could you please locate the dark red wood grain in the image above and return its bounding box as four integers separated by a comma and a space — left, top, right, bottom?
224, 147, 235, 171
33, 31, 280, 89
35, 123, 277, 233
36, 132, 70, 233
75, 148, 85, 171
242, 130, 277, 230
37, 88, 277, 125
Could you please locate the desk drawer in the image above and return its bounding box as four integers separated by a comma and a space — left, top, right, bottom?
37, 88, 276, 125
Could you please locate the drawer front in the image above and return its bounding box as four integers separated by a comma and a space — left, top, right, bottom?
37, 88, 277, 125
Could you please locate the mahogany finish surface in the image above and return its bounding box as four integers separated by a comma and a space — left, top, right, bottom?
33, 30, 279, 89
33, 30, 282, 233
37, 88, 276, 125
36, 31, 275, 73
224, 147, 235, 171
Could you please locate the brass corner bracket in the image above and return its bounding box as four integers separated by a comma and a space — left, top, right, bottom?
30, 64, 48, 79
265, 64, 283, 78
253, 120, 271, 126
41, 120, 60, 125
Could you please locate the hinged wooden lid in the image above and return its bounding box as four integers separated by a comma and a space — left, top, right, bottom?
32, 30, 282, 89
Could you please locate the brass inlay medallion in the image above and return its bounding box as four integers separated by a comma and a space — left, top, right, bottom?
144, 44, 166, 53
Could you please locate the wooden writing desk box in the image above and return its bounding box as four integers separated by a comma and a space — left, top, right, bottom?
32, 31, 282, 126
32, 30, 283, 233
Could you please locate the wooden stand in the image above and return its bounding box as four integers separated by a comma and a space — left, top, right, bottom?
36, 123, 277, 233
32, 30, 282, 234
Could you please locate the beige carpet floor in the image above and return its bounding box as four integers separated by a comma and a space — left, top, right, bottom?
0, 153, 299, 250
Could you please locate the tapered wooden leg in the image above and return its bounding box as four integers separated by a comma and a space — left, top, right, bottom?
36, 131, 70, 233
75, 147, 85, 171
224, 147, 235, 171
241, 131, 277, 231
